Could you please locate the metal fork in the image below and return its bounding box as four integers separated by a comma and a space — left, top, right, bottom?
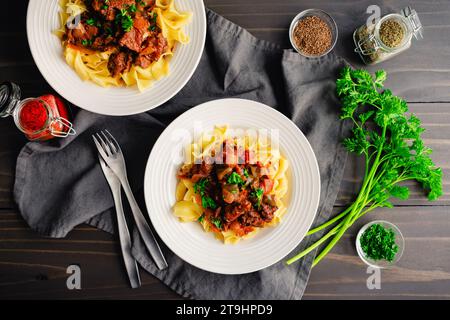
98, 156, 141, 288
93, 130, 168, 270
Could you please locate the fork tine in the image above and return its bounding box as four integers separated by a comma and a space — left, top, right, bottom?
101, 130, 117, 154
96, 132, 112, 156
92, 135, 109, 160
104, 129, 122, 153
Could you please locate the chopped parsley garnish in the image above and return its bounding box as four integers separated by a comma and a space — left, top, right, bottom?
194, 178, 217, 209
147, 12, 158, 31
243, 168, 250, 178
227, 172, 244, 185
251, 188, 264, 207
197, 214, 205, 223
202, 196, 217, 210
102, 4, 109, 10
360, 224, 399, 262
86, 18, 96, 26
210, 217, 222, 230
81, 39, 93, 46
105, 26, 113, 36
128, 3, 137, 13
137, 0, 146, 6
194, 178, 208, 195
116, 9, 133, 32
148, 13, 158, 31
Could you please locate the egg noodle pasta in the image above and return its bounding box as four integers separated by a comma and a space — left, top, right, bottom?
56, 0, 191, 91
174, 126, 289, 244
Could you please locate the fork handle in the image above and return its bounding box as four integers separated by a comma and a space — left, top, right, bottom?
110, 183, 141, 288
120, 176, 168, 270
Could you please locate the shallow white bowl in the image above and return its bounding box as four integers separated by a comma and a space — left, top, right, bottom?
144, 98, 321, 274
356, 220, 405, 269
27, 0, 206, 116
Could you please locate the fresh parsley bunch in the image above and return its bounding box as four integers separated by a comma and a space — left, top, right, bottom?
287, 67, 442, 267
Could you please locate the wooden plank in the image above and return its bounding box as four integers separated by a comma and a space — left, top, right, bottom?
304, 205, 450, 299
205, 0, 450, 102
0, 122, 26, 209
0, 210, 180, 299
2, 204, 450, 299
1, 1, 27, 33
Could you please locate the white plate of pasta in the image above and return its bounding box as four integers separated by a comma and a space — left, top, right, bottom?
26, 0, 206, 115
144, 98, 321, 274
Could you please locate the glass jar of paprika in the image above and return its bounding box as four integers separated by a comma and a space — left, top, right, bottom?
0, 82, 75, 141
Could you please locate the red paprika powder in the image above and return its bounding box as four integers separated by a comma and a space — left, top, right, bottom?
18, 99, 48, 132
0, 82, 75, 141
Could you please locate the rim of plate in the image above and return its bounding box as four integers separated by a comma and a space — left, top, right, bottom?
26, 0, 206, 116
144, 98, 321, 274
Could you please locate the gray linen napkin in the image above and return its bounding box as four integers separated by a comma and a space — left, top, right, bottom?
14, 9, 350, 299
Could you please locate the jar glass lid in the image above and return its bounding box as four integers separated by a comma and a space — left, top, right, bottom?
0, 82, 21, 118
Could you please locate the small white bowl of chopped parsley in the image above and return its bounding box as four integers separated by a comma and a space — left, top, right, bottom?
356, 220, 404, 268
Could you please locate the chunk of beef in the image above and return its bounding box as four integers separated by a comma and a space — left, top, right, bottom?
259, 176, 274, 194
92, 0, 135, 20
85, 25, 99, 38
91, 0, 104, 11
222, 184, 239, 204
135, 33, 168, 67
108, 51, 132, 77
91, 35, 115, 51
200, 162, 213, 175
260, 203, 277, 222
108, 0, 136, 8
67, 22, 98, 45
119, 14, 150, 52
229, 221, 254, 237
224, 199, 251, 222
239, 211, 265, 227
177, 161, 213, 181
137, 0, 155, 10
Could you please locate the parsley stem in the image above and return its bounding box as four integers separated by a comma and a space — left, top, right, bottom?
286, 222, 343, 265
306, 203, 354, 236
349, 202, 379, 225
288, 200, 375, 266
296, 143, 383, 267
311, 160, 379, 266
311, 210, 357, 267
312, 200, 376, 267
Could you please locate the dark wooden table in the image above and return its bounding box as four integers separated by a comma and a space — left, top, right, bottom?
1, 0, 449, 299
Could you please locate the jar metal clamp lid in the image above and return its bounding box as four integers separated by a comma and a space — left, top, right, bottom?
355, 6, 423, 56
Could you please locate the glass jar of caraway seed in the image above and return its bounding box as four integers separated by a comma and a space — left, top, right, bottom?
353, 6, 423, 65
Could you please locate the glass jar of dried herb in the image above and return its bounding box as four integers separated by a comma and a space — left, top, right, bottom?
353, 6, 423, 65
